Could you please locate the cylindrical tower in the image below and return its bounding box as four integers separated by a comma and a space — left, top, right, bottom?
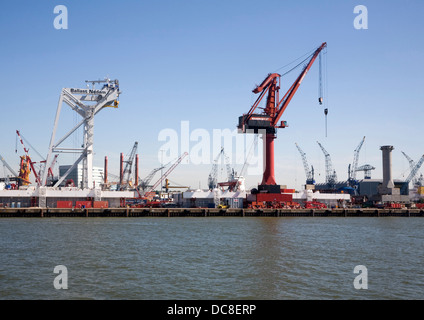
104, 156, 108, 184
380, 145, 394, 190
135, 154, 139, 186
119, 153, 124, 187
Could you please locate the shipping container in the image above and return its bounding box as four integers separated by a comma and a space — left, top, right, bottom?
75, 201, 92, 208
256, 193, 293, 202
384, 203, 402, 209
93, 201, 108, 208
57, 201, 73, 208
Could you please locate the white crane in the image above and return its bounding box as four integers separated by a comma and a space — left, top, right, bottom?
42, 78, 121, 189
350, 136, 365, 181
295, 143, 314, 185
317, 141, 337, 188
401, 151, 421, 186
401, 155, 424, 194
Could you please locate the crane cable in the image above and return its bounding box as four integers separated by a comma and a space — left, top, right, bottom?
323, 49, 329, 137
279, 52, 315, 78
319, 52, 323, 104
251, 45, 319, 112
273, 46, 318, 75
259, 44, 330, 138
275, 44, 330, 138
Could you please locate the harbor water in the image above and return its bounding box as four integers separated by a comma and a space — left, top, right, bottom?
0, 217, 423, 300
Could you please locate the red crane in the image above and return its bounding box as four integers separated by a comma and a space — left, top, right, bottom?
16, 130, 41, 185
16, 130, 58, 186
238, 42, 327, 193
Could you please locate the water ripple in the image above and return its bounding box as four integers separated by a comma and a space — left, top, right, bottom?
0, 217, 423, 299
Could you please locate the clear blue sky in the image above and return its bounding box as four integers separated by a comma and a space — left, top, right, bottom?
1, 0, 423, 190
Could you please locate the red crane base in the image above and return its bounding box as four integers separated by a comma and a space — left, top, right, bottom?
261, 133, 277, 186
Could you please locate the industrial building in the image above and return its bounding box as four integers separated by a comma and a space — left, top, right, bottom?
59, 164, 104, 189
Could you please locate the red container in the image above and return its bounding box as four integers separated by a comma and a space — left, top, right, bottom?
57, 201, 73, 208
256, 193, 293, 202
93, 201, 109, 208
75, 201, 92, 208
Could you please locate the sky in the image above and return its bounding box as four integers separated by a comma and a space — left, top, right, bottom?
0, 0, 423, 191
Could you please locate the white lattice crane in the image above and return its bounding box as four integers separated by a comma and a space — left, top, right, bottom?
401, 155, 424, 194
0, 154, 19, 181
401, 151, 420, 186
42, 78, 121, 188
141, 152, 188, 196
295, 143, 315, 185
138, 165, 165, 191
317, 141, 337, 188
208, 147, 233, 190
350, 136, 365, 181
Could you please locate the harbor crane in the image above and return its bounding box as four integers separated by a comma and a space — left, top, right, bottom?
16, 130, 58, 186
237, 42, 327, 193
141, 152, 188, 197
0, 154, 18, 178
0, 153, 34, 187
208, 147, 234, 190
0, 154, 19, 185
295, 143, 315, 185
355, 164, 375, 179
138, 165, 165, 191
42, 78, 120, 189
401, 154, 424, 194
401, 151, 420, 186
349, 136, 365, 184
119, 141, 138, 190
317, 141, 337, 188
17, 155, 31, 186
218, 135, 259, 192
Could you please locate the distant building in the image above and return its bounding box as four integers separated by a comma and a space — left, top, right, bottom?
358, 179, 409, 198
59, 165, 104, 189
313, 178, 409, 199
